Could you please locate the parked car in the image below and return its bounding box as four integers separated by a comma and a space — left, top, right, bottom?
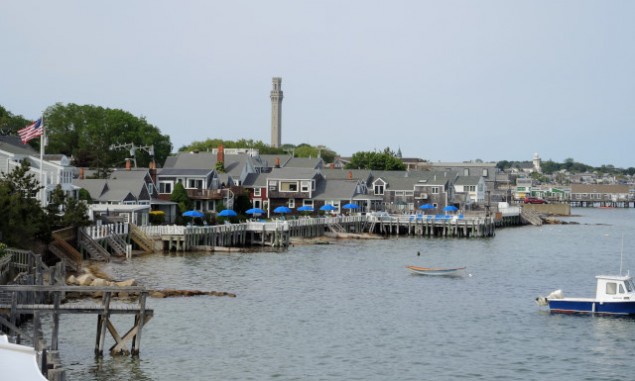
524, 197, 548, 204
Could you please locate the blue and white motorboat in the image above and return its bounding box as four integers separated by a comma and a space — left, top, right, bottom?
536, 274, 635, 315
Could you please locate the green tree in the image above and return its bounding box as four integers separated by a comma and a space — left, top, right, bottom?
0, 105, 31, 136
345, 148, 406, 170
61, 197, 91, 228
43, 103, 172, 172
170, 182, 191, 215
0, 160, 47, 248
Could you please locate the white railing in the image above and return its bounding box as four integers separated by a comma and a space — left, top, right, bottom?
83, 223, 129, 240
137, 225, 185, 237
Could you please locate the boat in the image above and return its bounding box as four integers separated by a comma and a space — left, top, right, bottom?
535, 274, 635, 315
0, 334, 48, 380
406, 265, 466, 276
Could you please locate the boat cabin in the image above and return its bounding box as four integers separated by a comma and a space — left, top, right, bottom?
595, 275, 635, 302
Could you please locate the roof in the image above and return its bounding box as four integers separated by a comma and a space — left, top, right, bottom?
157, 168, 213, 176
266, 167, 321, 180
282, 157, 323, 169
453, 176, 482, 186
321, 168, 372, 181
312, 179, 360, 201
0, 135, 38, 155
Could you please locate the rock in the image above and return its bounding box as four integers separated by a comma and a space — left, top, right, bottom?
115, 279, 137, 287
76, 274, 95, 286
149, 291, 166, 298
90, 278, 110, 287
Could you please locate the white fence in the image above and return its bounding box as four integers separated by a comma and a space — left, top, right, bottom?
83, 222, 129, 240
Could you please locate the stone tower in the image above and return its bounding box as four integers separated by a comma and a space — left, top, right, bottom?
533, 152, 542, 173
270, 77, 283, 148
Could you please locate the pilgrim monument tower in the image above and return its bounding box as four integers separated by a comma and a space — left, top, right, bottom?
270, 77, 283, 148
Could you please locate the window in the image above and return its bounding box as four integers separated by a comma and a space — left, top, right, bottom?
301, 181, 311, 192
288, 199, 295, 208
187, 179, 203, 189
159, 181, 173, 194
619, 284, 625, 294
254, 188, 261, 197
374, 184, 384, 195
430, 187, 440, 194
606, 282, 617, 295
280, 181, 299, 192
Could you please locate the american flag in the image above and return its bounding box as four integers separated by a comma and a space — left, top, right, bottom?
18, 118, 44, 144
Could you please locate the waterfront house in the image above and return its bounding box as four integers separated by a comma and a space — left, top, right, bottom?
453, 176, 486, 205
73, 168, 163, 225
261, 167, 324, 216
0, 136, 79, 207
570, 184, 631, 203
367, 170, 458, 214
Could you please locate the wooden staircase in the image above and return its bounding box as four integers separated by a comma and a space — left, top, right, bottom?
129, 223, 154, 253
78, 229, 111, 262
50, 228, 83, 272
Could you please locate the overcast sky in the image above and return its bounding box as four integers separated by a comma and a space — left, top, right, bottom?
2, 1, 634, 168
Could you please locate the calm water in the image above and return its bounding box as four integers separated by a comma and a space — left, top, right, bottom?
53, 208, 635, 380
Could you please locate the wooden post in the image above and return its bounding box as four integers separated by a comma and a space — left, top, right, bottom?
51, 291, 60, 351
132, 292, 147, 356
96, 291, 111, 356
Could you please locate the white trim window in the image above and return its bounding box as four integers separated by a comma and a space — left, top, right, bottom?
159, 181, 173, 194
280, 181, 299, 192
254, 188, 262, 197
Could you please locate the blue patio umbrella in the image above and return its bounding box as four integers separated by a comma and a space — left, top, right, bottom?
443, 205, 458, 212
182, 210, 204, 218
217, 209, 237, 217
273, 206, 292, 214
297, 205, 314, 212
419, 203, 435, 210
319, 204, 337, 211
246, 208, 266, 215
342, 203, 359, 209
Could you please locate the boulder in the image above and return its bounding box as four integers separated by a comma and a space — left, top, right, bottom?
75, 274, 95, 286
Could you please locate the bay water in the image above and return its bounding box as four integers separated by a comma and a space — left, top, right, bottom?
55, 208, 635, 380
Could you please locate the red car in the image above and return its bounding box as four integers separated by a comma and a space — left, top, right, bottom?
524, 197, 548, 204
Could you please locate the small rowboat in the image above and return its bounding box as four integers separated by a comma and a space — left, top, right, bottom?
406, 265, 466, 276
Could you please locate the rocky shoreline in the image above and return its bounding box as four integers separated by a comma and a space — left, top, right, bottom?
66, 264, 236, 299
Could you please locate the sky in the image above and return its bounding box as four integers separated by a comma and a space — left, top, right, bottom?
1, 1, 634, 168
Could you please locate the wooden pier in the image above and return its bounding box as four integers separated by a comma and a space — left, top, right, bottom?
137, 214, 499, 252
0, 285, 153, 357
371, 215, 496, 238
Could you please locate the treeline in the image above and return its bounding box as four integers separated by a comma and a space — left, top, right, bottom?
1, 104, 172, 176
181, 139, 338, 164
497, 158, 635, 176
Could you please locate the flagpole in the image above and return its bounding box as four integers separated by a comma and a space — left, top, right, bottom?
39, 115, 45, 206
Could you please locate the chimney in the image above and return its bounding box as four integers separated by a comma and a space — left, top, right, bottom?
217, 144, 225, 163
275, 157, 281, 168
79, 167, 85, 180
347, 171, 352, 180
149, 160, 157, 184
125, 158, 131, 171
